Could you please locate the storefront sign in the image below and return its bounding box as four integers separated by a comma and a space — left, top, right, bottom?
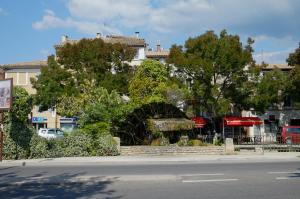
0, 78, 12, 110
32, 117, 46, 123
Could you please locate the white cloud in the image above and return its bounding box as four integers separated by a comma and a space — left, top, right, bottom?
32, 10, 121, 35
67, 0, 151, 27
33, 0, 300, 36
32, 0, 300, 63
254, 49, 294, 64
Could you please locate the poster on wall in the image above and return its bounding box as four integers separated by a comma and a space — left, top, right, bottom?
0, 78, 12, 110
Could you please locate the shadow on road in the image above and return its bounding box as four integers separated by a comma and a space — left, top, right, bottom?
0, 166, 122, 199
288, 168, 300, 179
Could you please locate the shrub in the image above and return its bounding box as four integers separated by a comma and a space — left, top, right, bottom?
29, 133, 64, 159
3, 133, 29, 160
3, 123, 34, 160
152, 131, 163, 139
213, 137, 223, 146
188, 139, 207, 146
92, 135, 119, 156
61, 131, 92, 157
151, 137, 169, 146
29, 133, 51, 158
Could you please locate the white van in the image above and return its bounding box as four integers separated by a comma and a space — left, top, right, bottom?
38, 128, 64, 139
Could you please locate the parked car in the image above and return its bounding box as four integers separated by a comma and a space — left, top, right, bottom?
281, 126, 300, 144
38, 128, 64, 139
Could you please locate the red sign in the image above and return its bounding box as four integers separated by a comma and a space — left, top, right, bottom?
191, 117, 206, 128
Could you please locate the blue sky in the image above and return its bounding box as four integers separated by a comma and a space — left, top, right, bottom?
1, 0, 300, 65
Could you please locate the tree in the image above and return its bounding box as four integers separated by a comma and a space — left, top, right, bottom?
129, 60, 188, 106
167, 30, 255, 117
251, 69, 288, 112
56, 38, 135, 93
32, 38, 136, 111
286, 43, 300, 106
31, 55, 77, 111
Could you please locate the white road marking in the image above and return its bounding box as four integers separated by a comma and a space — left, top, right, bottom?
182, 178, 239, 183
181, 173, 224, 177
268, 171, 300, 174
276, 177, 300, 180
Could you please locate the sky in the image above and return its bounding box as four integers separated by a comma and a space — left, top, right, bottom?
0, 0, 300, 65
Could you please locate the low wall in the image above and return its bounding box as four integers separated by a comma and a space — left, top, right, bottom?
120, 145, 225, 156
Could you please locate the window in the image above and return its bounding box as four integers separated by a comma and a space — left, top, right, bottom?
17, 72, 28, 85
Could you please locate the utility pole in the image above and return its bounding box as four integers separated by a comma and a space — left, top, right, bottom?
0, 70, 5, 162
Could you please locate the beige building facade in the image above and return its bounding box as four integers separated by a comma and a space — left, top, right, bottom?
0, 61, 68, 130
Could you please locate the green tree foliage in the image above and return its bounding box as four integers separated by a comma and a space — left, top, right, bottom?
31, 56, 76, 111
129, 60, 188, 105
167, 30, 255, 116
56, 38, 135, 93
287, 43, 300, 106
3, 87, 34, 159
32, 38, 135, 111
251, 69, 287, 112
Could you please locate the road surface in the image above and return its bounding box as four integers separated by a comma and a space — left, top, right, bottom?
0, 159, 300, 199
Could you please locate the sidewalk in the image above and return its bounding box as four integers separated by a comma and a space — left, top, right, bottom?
1, 152, 300, 167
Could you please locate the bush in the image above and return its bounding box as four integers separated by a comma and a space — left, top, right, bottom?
61, 131, 92, 157
29, 133, 51, 158
4, 128, 119, 159
92, 135, 119, 156
176, 140, 185, 146
3, 133, 29, 160
29, 133, 64, 159
188, 139, 207, 146
3, 123, 34, 160
151, 137, 169, 146
213, 137, 223, 146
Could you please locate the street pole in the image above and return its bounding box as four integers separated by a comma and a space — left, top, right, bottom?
222, 117, 225, 140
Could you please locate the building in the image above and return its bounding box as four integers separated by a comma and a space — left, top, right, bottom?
145, 41, 170, 64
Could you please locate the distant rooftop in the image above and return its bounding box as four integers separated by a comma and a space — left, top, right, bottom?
0, 60, 47, 69
54, 33, 146, 48
262, 63, 293, 70
145, 41, 170, 58
145, 50, 170, 58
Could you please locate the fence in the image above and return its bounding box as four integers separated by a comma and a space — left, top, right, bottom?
234, 135, 300, 152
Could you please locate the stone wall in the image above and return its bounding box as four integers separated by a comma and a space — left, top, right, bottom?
120, 145, 224, 156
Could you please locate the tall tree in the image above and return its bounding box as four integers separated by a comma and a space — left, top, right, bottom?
287, 43, 300, 106
56, 38, 135, 93
167, 30, 255, 117
31, 56, 76, 111
32, 38, 135, 111
251, 69, 288, 112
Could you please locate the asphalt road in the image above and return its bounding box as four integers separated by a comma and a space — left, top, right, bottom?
0, 161, 300, 199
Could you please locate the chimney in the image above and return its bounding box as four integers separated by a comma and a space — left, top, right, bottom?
156, 40, 161, 52
135, 31, 140, 38
96, 33, 101, 39
61, 35, 68, 43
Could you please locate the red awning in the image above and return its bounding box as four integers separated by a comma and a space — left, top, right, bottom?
191, 117, 206, 128
224, 117, 263, 127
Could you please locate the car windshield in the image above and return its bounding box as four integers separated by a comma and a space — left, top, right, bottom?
286, 128, 300, 134
47, 130, 56, 134
56, 130, 64, 135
